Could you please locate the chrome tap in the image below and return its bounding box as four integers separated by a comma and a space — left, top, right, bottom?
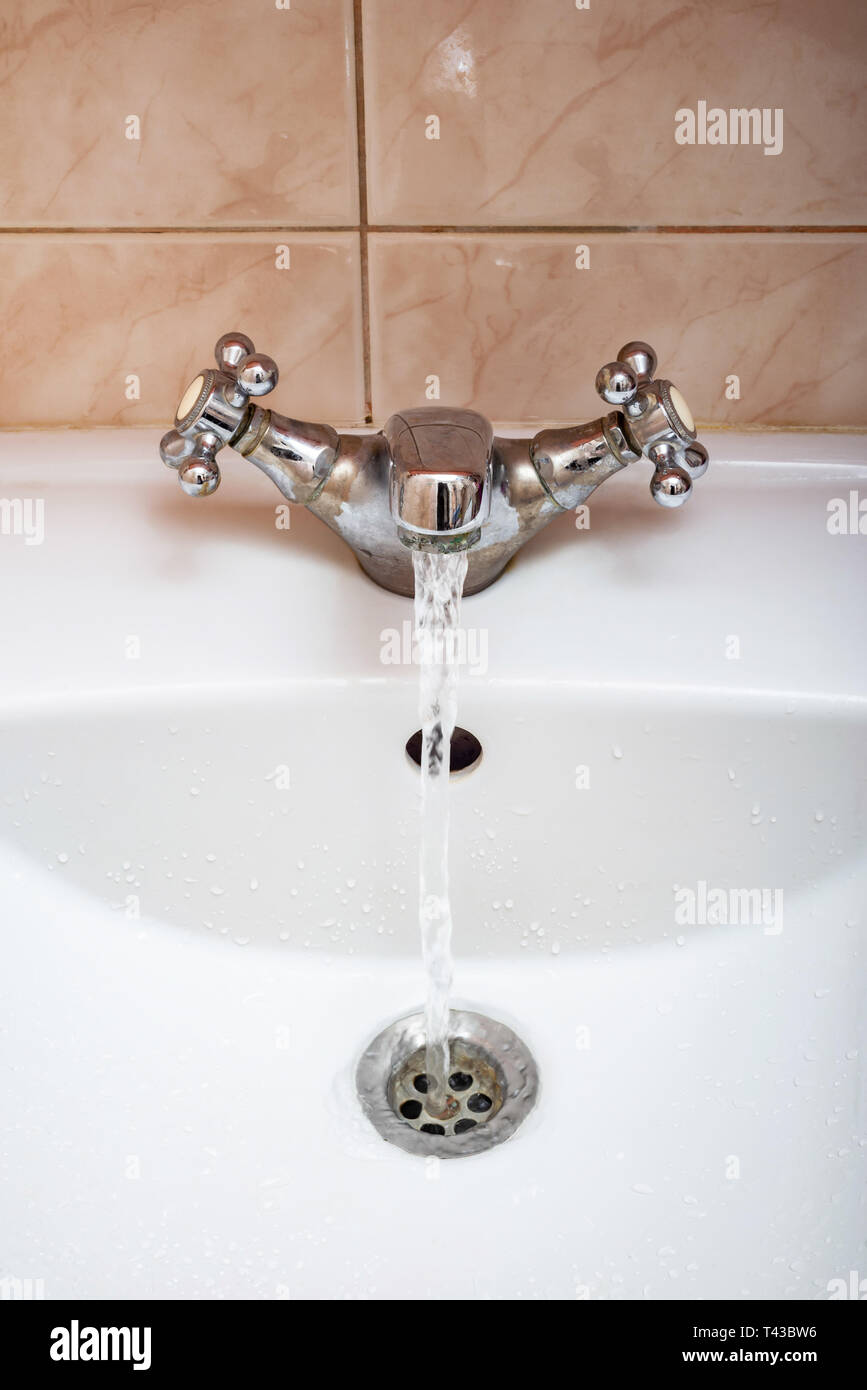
160, 334, 708, 596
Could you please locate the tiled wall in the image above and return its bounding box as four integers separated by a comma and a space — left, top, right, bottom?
1, 0, 864, 430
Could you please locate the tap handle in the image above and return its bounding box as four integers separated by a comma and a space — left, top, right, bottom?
595, 339, 709, 508
159, 330, 279, 498
214, 331, 279, 407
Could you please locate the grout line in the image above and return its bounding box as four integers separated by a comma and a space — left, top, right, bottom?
364, 225, 867, 236
0, 227, 361, 236
352, 0, 372, 423
0, 225, 861, 236
0, 225, 863, 236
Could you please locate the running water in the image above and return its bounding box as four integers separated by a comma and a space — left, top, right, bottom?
413, 548, 468, 1117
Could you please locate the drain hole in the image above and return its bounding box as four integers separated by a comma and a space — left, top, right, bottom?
467, 1093, 492, 1113
406, 727, 483, 777
359, 1011, 539, 1157
387, 1043, 506, 1140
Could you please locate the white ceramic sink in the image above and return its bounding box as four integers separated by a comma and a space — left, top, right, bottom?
0, 430, 864, 1300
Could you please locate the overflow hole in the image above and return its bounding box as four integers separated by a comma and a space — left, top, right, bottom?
405, 727, 483, 777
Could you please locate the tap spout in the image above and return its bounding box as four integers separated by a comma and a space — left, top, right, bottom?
385, 408, 492, 552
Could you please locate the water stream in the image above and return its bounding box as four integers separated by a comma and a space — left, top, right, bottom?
412, 548, 469, 1118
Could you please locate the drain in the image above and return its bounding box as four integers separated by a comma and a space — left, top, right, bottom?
356, 1009, 538, 1158
405, 727, 482, 776
392, 1045, 502, 1135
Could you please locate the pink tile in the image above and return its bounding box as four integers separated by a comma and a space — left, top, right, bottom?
369, 232, 867, 426
0, 0, 358, 226
0, 234, 364, 426
363, 0, 867, 226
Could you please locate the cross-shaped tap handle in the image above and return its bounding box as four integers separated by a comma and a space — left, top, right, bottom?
595, 340, 709, 507
159, 332, 280, 496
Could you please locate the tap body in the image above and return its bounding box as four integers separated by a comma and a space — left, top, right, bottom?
160, 335, 709, 597
312, 426, 557, 596
307, 418, 633, 596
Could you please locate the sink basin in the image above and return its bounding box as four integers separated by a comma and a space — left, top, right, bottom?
1, 685, 863, 956
0, 430, 864, 1300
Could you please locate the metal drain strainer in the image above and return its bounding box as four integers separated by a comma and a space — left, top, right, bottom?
356, 1009, 539, 1158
